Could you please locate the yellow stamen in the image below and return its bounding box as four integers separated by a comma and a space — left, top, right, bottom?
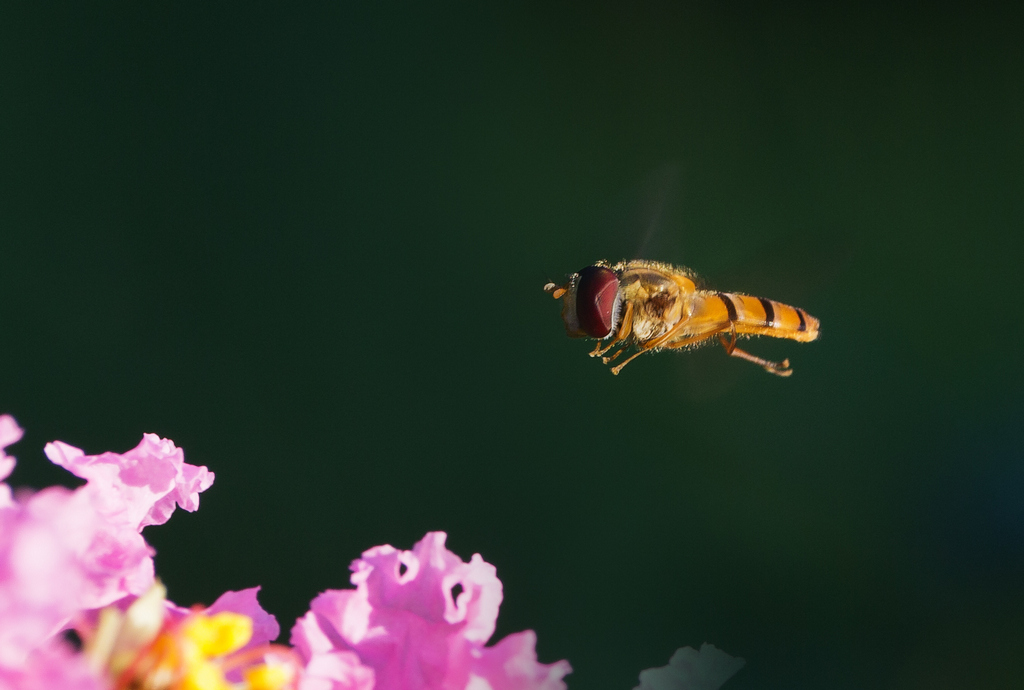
180, 660, 232, 690
182, 612, 253, 657
245, 664, 292, 690
83, 585, 298, 690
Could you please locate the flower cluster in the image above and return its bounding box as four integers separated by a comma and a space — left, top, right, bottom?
292, 533, 570, 690
0, 414, 744, 690
1, 419, 209, 672
0, 415, 574, 690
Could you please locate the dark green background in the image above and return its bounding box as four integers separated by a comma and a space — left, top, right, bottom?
2, 4, 1022, 689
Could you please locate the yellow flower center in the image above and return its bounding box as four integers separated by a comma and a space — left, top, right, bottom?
83, 584, 298, 690
183, 612, 253, 657
244, 664, 293, 690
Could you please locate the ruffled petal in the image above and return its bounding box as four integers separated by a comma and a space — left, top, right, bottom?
44, 433, 214, 531
0, 488, 101, 667
291, 532, 569, 690
208, 587, 281, 649
298, 649, 375, 690
470, 631, 571, 690
354, 532, 502, 643
1, 430, 213, 670
0, 414, 24, 489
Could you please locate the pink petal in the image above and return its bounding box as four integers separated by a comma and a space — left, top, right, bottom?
201, 587, 281, 683
1, 426, 215, 673
291, 600, 353, 661
44, 433, 214, 532
0, 487, 103, 667
0, 429, 213, 668
0, 639, 102, 690
208, 587, 280, 647
0, 414, 24, 485
291, 532, 570, 690
299, 650, 376, 690
293, 608, 376, 690
354, 532, 502, 644
471, 631, 572, 690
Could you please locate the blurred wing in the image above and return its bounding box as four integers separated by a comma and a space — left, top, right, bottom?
572, 162, 689, 266
702, 232, 854, 307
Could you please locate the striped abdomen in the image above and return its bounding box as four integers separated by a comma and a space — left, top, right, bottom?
708, 291, 819, 342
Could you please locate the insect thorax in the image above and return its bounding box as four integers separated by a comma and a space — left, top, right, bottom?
619, 269, 688, 343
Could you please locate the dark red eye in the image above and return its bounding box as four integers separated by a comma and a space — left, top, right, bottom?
576, 266, 619, 338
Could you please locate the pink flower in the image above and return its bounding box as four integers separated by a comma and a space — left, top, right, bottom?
0, 485, 109, 668
0, 640, 102, 690
291, 532, 571, 690
0, 415, 24, 508
298, 649, 375, 690
2, 417, 576, 690
204, 587, 283, 683
77, 582, 299, 689
0, 419, 215, 671
44, 433, 214, 530
89, 585, 281, 650
206, 587, 281, 649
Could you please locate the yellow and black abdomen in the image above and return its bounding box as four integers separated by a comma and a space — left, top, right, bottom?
705, 291, 820, 343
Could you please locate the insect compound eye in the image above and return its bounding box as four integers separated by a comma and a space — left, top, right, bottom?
575, 265, 620, 338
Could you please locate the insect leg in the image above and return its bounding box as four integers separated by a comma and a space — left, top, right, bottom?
608, 330, 722, 375
717, 328, 793, 377
607, 316, 730, 374
661, 330, 727, 350
608, 348, 648, 375
602, 345, 630, 364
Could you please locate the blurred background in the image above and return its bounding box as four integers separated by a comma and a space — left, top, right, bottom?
2, 3, 1022, 689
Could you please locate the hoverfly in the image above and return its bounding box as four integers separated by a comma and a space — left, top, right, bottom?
544, 260, 820, 376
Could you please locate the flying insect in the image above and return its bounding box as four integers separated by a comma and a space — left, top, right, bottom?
544, 260, 820, 376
